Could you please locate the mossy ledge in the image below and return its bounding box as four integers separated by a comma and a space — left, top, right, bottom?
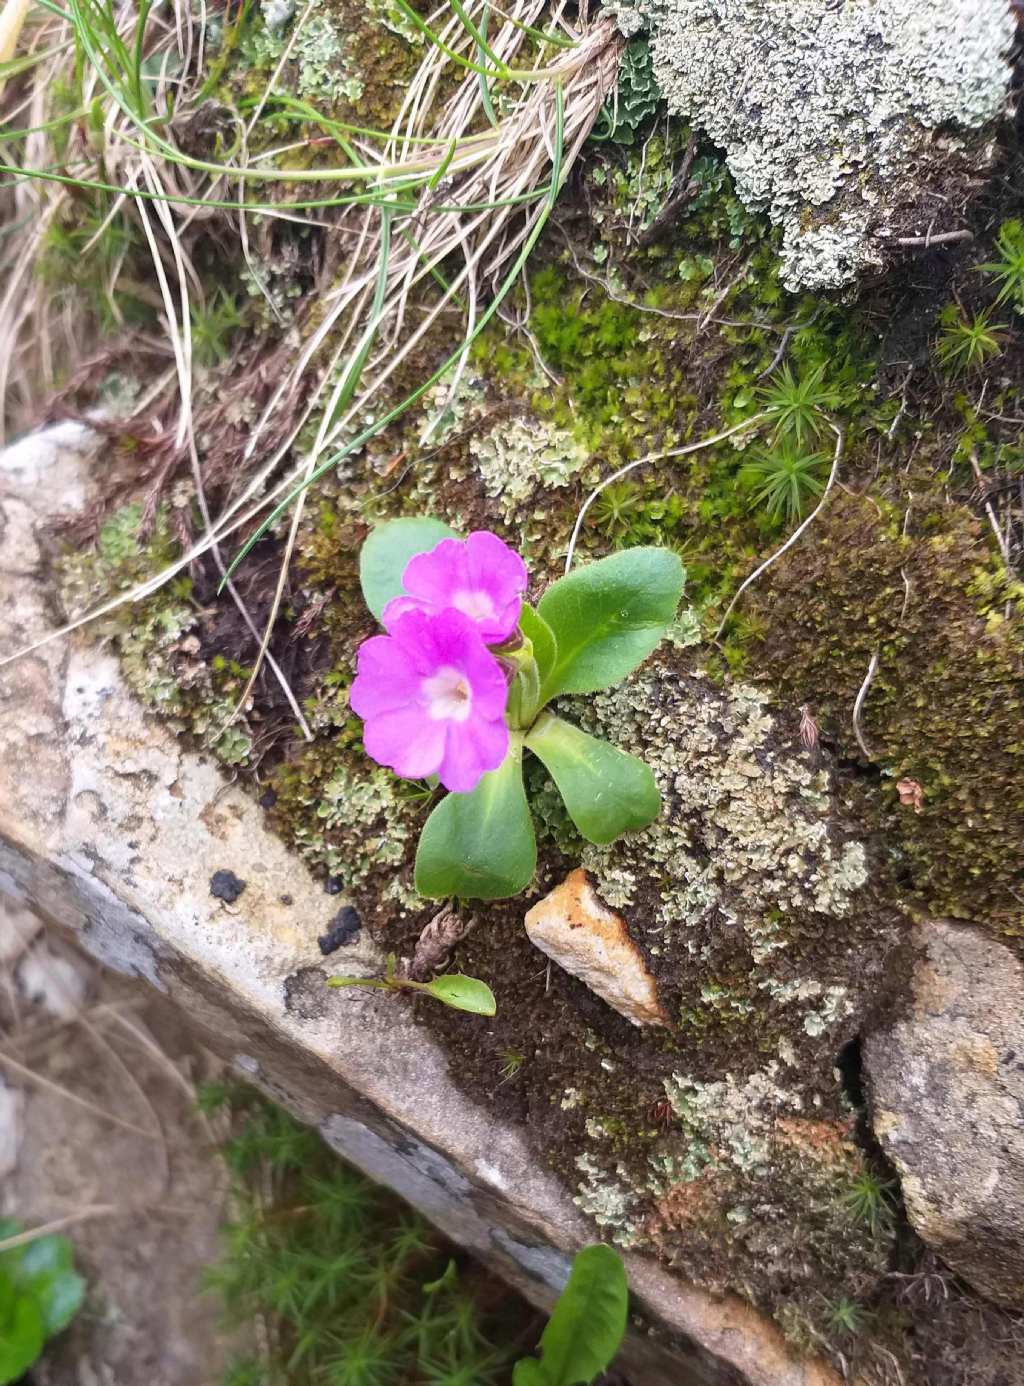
42, 27, 1024, 1377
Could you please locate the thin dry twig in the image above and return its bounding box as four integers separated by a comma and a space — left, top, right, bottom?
0, 1206, 121, 1253
970, 448, 1015, 571
893, 229, 973, 248
0, 1048, 162, 1139
566, 413, 771, 573
852, 650, 880, 761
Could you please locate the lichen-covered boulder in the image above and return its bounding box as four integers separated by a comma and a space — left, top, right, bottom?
615, 0, 1015, 289
865, 918, 1024, 1310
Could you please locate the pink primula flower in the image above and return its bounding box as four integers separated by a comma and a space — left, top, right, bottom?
350, 607, 510, 793
382, 531, 527, 645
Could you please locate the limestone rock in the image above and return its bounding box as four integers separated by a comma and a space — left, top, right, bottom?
525, 869, 669, 1027
617, 0, 1015, 290
865, 919, 1024, 1310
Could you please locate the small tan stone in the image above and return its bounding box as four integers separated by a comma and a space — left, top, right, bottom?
525, 869, 669, 1028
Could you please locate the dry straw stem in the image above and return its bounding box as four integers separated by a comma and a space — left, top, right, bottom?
1, 0, 624, 697
0, 0, 30, 68
0, 1207, 121, 1254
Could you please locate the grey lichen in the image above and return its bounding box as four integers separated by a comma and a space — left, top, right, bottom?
568, 663, 869, 975
615, 0, 1015, 289
285, 759, 420, 906
247, 0, 365, 103
664, 1062, 803, 1178
574, 1153, 643, 1243
468, 415, 589, 524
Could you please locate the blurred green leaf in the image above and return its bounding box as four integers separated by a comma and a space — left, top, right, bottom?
359, 517, 459, 621
0, 1270, 46, 1386
512, 1244, 628, 1385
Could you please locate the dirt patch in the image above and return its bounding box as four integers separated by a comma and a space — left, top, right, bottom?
0, 909, 232, 1386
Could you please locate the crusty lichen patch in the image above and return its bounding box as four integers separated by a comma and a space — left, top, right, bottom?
58, 504, 258, 766
567, 665, 870, 962
422, 649, 908, 1348
614, 0, 1015, 289
269, 742, 423, 910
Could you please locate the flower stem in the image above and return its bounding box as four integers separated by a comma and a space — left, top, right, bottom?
504, 644, 541, 730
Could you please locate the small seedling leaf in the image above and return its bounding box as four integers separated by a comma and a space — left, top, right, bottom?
359, 517, 459, 621
422, 973, 497, 1015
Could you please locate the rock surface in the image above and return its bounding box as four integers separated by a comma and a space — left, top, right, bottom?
866, 918, 1024, 1310
617, 0, 1015, 289
0, 425, 845, 1386
525, 868, 669, 1027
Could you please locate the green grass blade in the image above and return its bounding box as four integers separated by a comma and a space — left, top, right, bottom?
221, 83, 567, 584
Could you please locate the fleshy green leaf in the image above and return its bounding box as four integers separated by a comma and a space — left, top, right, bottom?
513, 1360, 544, 1386
414, 742, 536, 901
14, 1236, 85, 1336
537, 548, 683, 701
421, 973, 497, 1015
0, 1272, 45, 1385
525, 714, 660, 845
513, 1244, 628, 1386
359, 516, 459, 621
518, 602, 557, 685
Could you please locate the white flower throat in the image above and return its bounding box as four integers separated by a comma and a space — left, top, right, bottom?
423, 665, 473, 722
452, 588, 495, 623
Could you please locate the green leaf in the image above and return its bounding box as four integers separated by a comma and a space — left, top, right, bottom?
359, 517, 459, 621
513, 1360, 544, 1386
525, 715, 660, 845
518, 602, 557, 685
414, 741, 536, 901
537, 548, 683, 702
0, 1272, 45, 1385
421, 973, 497, 1015
514, 1244, 628, 1386
15, 1236, 85, 1336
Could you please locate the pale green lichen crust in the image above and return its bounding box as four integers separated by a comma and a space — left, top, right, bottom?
568, 663, 870, 967
510, 657, 906, 1332
58, 504, 257, 766
612, 0, 1015, 289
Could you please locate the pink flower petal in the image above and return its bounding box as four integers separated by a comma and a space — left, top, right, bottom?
363, 706, 446, 780
349, 634, 422, 718
396, 530, 527, 644
437, 715, 510, 793
351, 606, 511, 792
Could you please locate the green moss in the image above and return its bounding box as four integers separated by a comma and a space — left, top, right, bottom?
747, 492, 1024, 940
205, 1084, 536, 1385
